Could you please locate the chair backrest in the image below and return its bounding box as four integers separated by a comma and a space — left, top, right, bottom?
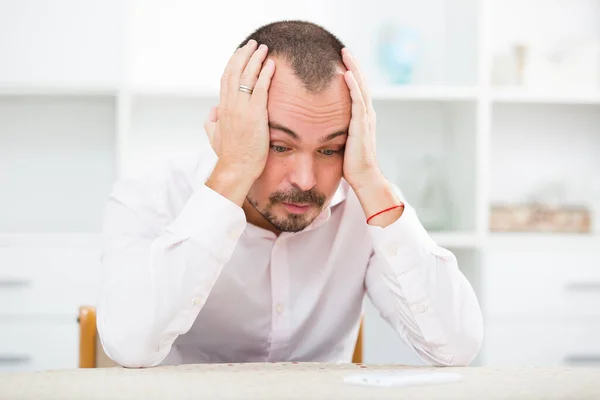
78, 306, 118, 368
78, 306, 363, 367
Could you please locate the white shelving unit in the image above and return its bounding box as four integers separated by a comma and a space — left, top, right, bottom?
1, 0, 599, 371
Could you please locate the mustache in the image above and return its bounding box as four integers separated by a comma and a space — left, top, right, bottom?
269, 188, 326, 207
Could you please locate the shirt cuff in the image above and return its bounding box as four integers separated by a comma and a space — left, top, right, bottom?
165, 183, 247, 262
366, 203, 438, 274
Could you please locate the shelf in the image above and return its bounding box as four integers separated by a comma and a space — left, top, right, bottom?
491, 89, 600, 105
131, 85, 219, 99
0, 84, 117, 97
130, 85, 480, 102
488, 233, 600, 252
0, 233, 101, 247
371, 86, 479, 101
430, 231, 482, 249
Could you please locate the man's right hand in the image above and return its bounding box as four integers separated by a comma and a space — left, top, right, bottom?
204, 39, 276, 207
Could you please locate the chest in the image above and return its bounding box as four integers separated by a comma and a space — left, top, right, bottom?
185, 217, 372, 357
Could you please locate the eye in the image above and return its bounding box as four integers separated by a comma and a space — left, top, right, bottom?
271, 145, 289, 153
319, 149, 340, 156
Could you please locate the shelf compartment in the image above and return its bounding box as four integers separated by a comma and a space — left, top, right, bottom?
0, 96, 116, 232
376, 100, 478, 233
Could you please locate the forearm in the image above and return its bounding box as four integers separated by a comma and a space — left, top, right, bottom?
392, 252, 483, 366
351, 171, 404, 228
97, 185, 246, 367
366, 204, 483, 366
205, 160, 257, 207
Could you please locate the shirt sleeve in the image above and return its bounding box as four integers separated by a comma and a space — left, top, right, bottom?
364, 201, 484, 366
97, 166, 246, 368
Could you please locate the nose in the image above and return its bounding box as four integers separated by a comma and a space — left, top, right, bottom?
289, 154, 317, 192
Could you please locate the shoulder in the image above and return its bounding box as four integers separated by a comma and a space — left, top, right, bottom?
106, 144, 218, 220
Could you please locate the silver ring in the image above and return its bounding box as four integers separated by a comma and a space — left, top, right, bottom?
239, 85, 253, 94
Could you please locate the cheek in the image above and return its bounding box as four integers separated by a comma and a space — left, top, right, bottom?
315, 158, 344, 194
250, 156, 288, 197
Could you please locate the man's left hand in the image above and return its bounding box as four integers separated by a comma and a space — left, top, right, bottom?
340, 48, 382, 190
341, 48, 404, 226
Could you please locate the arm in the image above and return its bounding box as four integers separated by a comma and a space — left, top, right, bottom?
98, 39, 276, 368
363, 192, 483, 366
97, 164, 248, 368
340, 48, 483, 366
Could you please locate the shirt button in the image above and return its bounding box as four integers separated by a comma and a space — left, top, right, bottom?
418, 304, 428, 313
193, 297, 203, 306
387, 243, 399, 256
276, 304, 284, 314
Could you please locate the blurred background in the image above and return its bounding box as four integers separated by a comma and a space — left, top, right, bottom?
0, 0, 599, 371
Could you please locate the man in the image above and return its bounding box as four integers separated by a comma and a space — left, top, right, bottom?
97, 20, 483, 368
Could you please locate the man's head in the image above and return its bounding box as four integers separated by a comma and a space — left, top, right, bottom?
238, 21, 352, 234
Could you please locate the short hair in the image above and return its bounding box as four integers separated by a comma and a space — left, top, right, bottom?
238, 20, 345, 92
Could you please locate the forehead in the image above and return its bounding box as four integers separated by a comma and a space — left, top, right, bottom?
266, 58, 352, 140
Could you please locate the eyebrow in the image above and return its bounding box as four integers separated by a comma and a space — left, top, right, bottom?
269, 122, 348, 143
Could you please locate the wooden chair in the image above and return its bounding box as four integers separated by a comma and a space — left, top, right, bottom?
78, 306, 118, 368
78, 306, 363, 368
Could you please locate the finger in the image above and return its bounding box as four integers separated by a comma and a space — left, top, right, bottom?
341, 48, 374, 113
208, 106, 218, 122
205, 105, 218, 132
220, 48, 242, 106
239, 44, 269, 96
251, 59, 276, 110
344, 70, 368, 133
228, 39, 258, 99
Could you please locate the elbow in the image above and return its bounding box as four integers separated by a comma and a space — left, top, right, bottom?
447, 327, 484, 366
440, 321, 484, 367
97, 306, 167, 368
420, 321, 484, 367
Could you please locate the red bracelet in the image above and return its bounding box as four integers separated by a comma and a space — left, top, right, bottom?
366, 204, 404, 224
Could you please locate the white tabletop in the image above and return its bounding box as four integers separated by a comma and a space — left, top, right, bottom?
1, 362, 599, 400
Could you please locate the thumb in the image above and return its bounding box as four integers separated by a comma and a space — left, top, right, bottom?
204, 106, 220, 153
204, 106, 217, 139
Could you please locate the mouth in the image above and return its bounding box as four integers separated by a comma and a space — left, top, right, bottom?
282, 202, 312, 214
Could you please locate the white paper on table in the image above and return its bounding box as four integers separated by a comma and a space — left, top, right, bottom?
343, 370, 463, 388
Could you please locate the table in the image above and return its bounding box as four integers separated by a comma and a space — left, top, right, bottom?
1, 363, 600, 400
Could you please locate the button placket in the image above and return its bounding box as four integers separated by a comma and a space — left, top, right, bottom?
267, 237, 291, 360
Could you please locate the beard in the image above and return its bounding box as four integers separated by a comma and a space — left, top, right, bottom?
247, 187, 326, 233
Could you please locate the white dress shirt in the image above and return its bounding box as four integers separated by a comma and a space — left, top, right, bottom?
97, 144, 483, 368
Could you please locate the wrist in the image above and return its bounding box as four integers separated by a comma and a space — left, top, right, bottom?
205, 160, 257, 207
349, 168, 386, 194
353, 174, 404, 227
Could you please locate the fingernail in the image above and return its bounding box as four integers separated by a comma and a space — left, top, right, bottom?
248, 39, 257, 46
259, 44, 267, 51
